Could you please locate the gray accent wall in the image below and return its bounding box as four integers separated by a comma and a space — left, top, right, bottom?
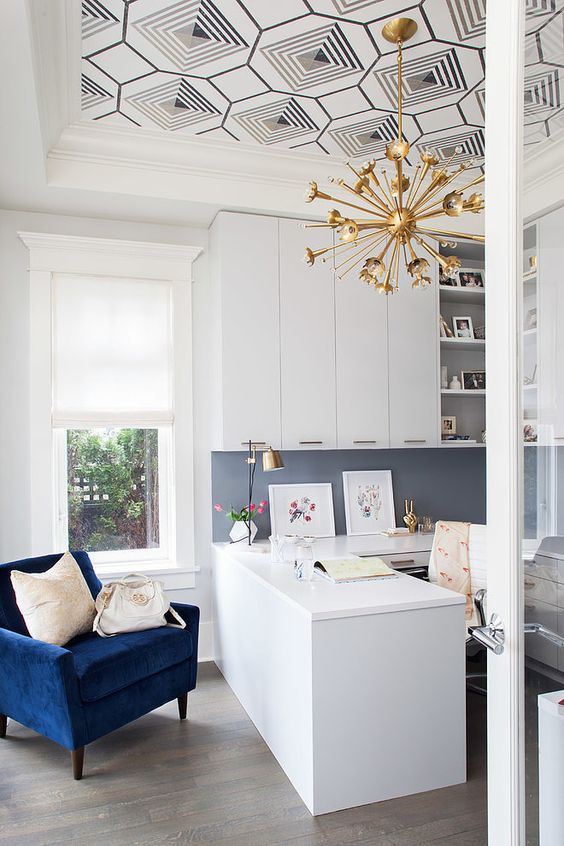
211, 448, 486, 541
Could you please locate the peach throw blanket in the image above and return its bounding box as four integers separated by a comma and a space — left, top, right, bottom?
430, 520, 474, 622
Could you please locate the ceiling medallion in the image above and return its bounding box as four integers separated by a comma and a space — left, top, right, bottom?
303, 17, 485, 294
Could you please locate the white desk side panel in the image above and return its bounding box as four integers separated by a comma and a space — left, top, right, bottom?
212, 547, 315, 810
310, 603, 467, 815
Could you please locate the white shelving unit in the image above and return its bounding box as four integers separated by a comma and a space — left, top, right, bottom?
438, 241, 486, 446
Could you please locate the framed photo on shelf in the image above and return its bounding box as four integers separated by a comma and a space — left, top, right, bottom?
342, 470, 395, 536
461, 370, 486, 390
457, 268, 484, 288
524, 423, 538, 443
439, 267, 459, 286
524, 307, 537, 331
453, 316, 475, 339
441, 416, 457, 435
268, 482, 335, 538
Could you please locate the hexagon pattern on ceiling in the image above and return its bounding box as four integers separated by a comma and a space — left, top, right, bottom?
79, 0, 563, 168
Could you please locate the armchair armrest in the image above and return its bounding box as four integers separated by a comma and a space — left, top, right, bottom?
170, 603, 200, 662
0, 628, 85, 749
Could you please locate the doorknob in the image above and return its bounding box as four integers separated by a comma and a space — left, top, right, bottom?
524, 622, 564, 647
470, 613, 505, 655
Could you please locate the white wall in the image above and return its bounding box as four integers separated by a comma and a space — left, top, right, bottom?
0, 208, 214, 657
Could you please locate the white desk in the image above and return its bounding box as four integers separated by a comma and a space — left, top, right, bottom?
212, 535, 466, 816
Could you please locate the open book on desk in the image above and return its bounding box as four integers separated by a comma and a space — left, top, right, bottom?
314, 556, 398, 584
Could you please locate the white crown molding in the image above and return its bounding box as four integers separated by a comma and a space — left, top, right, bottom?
46, 120, 342, 216
524, 129, 564, 219
18, 231, 203, 280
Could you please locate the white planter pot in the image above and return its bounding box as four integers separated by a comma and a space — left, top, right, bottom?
229, 520, 258, 545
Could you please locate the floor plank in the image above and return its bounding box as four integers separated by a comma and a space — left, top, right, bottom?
0, 662, 488, 846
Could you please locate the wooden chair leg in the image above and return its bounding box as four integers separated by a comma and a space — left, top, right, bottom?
0, 715, 6, 738
71, 747, 84, 780
178, 693, 188, 720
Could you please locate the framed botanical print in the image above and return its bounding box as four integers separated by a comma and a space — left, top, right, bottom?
268, 483, 335, 538
342, 470, 396, 536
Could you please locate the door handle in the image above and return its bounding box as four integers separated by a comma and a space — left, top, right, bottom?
524, 622, 564, 647
404, 439, 427, 444
469, 613, 505, 655
299, 440, 323, 445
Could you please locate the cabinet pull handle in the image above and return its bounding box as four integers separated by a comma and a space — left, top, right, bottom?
391, 559, 416, 565
404, 439, 427, 444
524, 579, 536, 588
554, 437, 564, 440
240, 441, 267, 446
299, 440, 323, 445
353, 440, 377, 444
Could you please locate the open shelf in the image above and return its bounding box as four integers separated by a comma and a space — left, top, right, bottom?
440, 441, 485, 448
440, 338, 485, 352
439, 285, 485, 304
441, 389, 485, 396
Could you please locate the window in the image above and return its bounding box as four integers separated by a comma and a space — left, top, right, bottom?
52, 273, 175, 567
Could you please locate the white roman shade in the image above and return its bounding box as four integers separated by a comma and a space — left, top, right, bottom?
52, 274, 173, 427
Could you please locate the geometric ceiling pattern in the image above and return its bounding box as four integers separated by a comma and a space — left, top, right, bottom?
81, 0, 487, 169
80, 0, 563, 168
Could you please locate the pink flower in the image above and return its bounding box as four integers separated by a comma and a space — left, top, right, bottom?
260, 500, 268, 507
290, 501, 298, 509
249, 503, 255, 511
309, 503, 316, 511
304, 515, 312, 522
257, 507, 264, 514
213, 504, 222, 512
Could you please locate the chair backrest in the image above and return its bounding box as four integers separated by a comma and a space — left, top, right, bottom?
0, 551, 101, 635
429, 523, 487, 592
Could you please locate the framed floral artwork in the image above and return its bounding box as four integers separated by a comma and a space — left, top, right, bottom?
342, 470, 396, 536
268, 483, 335, 538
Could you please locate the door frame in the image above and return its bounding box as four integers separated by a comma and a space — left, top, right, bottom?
484, 2, 526, 843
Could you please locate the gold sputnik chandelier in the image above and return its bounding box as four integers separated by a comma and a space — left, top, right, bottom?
303, 17, 485, 294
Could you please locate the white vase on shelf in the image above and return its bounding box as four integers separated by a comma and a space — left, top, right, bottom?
229, 520, 258, 545
449, 376, 462, 390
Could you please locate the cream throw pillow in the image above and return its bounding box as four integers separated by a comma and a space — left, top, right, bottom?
10, 552, 96, 646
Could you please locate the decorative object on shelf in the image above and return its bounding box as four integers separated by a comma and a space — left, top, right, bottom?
461, 370, 486, 390
302, 16, 484, 294
439, 268, 458, 286
403, 499, 418, 534
474, 324, 486, 340
457, 269, 484, 288
342, 470, 395, 537
268, 483, 335, 538
441, 365, 449, 389
525, 307, 537, 331
529, 255, 538, 271
524, 423, 538, 443
481, 430, 487, 444
449, 375, 462, 390
442, 416, 457, 436
440, 314, 454, 338
453, 316, 475, 339
524, 364, 538, 386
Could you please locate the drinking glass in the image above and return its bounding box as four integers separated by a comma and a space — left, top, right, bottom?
294, 543, 314, 581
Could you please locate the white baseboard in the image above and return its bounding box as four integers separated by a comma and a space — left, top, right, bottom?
198, 620, 213, 663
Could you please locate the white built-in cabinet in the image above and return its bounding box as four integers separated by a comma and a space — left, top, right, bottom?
209, 210, 439, 451
279, 219, 336, 449
210, 212, 281, 451
335, 272, 390, 449
388, 269, 439, 448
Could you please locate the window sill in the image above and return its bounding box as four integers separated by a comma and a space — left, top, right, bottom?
93, 561, 197, 590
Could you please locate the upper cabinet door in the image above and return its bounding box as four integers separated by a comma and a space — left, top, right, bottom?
387, 272, 439, 448
335, 275, 389, 449
212, 212, 281, 451
539, 207, 564, 443
279, 219, 337, 450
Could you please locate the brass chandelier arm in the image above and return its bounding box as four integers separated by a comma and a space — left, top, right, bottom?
335, 232, 390, 278
337, 179, 394, 215
415, 226, 486, 243
395, 159, 404, 209
345, 164, 392, 215
404, 163, 421, 209
410, 163, 466, 215
413, 169, 484, 219
411, 231, 448, 267
367, 170, 395, 210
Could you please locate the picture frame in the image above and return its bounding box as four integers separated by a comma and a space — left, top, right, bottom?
268, 483, 335, 538
453, 316, 474, 339
342, 470, 395, 536
461, 370, 486, 390
457, 268, 484, 288
439, 267, 459, 286
525, 307, 537, 331
441, 416, 457, 436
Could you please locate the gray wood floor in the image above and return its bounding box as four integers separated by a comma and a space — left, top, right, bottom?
0, 663, 487, 846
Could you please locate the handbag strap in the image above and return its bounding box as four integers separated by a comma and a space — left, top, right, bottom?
167, 606, 186, 629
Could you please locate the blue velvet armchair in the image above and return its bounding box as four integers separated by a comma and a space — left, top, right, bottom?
0, 552, 199, 779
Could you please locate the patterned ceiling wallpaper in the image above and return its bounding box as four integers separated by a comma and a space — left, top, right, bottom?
80, 0, 564, 168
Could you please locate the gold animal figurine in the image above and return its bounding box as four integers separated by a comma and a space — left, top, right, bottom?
403, 499, 418, 534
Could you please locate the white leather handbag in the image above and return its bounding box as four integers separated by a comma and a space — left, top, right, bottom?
93, 574, 185, 638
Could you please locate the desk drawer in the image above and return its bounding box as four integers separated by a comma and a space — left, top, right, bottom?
524, 598, 559, 669
526, 554, 559, 583
377, 551, 431, 571
524, 573, 558, 607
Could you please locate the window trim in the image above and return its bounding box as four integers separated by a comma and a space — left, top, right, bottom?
21, 232, 202, 586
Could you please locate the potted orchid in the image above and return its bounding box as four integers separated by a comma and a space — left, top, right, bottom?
214, 500, 268, 545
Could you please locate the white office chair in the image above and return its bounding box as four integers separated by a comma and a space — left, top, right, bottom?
429, 523, 488, 695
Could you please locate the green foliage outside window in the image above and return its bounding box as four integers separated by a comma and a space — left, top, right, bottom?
67, 428, 159, 552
